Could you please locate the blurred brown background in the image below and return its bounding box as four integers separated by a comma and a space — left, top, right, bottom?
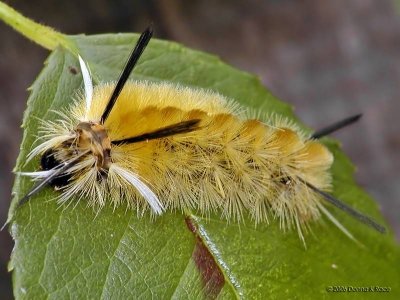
1, 0, 399, 298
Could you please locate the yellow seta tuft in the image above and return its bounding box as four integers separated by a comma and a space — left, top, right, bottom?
29, 79, 334, 238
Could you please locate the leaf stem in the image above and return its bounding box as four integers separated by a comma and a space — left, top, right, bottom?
0, 1, 76, 52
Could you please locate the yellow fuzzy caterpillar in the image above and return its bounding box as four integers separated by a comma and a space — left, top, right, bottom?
19, 27, 385, 243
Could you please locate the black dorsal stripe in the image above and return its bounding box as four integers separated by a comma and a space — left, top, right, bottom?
112, 119, 201, 145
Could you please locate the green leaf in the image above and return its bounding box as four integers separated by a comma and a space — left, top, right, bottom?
3, 2, 400, 299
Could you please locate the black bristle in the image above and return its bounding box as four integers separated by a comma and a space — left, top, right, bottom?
41, 149, 70, 187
